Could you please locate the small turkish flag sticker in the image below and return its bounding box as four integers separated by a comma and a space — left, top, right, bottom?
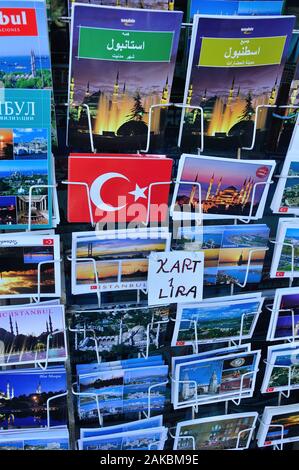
279, 207, 288, 213
256, 166, 269, 178
43, 239, 54, 246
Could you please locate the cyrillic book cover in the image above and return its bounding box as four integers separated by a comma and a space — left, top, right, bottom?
179, 15, 295, 150
0, 88, 53, 229
67, 4, 182, 152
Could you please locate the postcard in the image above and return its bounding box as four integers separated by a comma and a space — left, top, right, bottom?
174, 223, 269, 284
173, 351, 260, 408
80, 415, 163, 439
0, 366, 67, 429
0, 427, 69, 450
0, 88, 53, 229
76, 354, 164, 375
171, 155, 275, 221
72, 304, 170, 361
174, 412, 258, 450
271, 154, 299, 215
68, 0, 171, 16
67, 4, 182, 152
78, 364, 168, 420
179, 15, 295, 150
78, 426, 167, 450
188, 0, 284, 20
67, 154, 172, 224
261, 344, 299, 394
71, 229, 171, 294
267, 287, 299, 342
0, 234, 61, 299
0, 304, 66, 366
172, 296, 263, 346
257, 404, 299, 447
270, 219, 299, 278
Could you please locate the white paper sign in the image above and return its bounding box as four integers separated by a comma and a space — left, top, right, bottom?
147, 251, 204, 306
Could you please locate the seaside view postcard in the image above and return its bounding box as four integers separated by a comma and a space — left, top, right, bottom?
175, 223, 269, 285
72, 305, 170, 361
0, 366, 67, 429
71, 229, 171, 294
188, 0, 284, 20
172, 297, 263, 346
174, 412, 258, 450
171, 155, 275, 220
179, 15, 295, 150
258, 405, 299, 447
67, 4, 182, 152
78, 364, 168, 420
0, 428, 69, 451
0, 304, 67, 366
0, 89, 52, 229
0, 234, 61, 299
270, 219, 299, 277
262, 346, 299, 393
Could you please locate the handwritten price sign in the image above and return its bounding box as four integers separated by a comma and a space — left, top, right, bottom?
147, 251, 204, 306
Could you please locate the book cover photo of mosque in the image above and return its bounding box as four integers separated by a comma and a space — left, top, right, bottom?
172, 154, 275, 219
67, 4, 182, 152
180, 15, 295, 150
0, 0, 52, 89
0, 304, 66, 366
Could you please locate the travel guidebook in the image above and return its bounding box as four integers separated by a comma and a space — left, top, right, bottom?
0, 366, 67, 429
0, 304, 67, 366
67, 4, 182, 152
72, 305, 170, 361
174, 224, 270, 284
267, 287, 299, 341
257, 404, 299, 447
171, 154, 275, 220
0, 88, 52, 229
71, 229, 171, 294
0, 234, 61, 299
179, 15, 295, 150
67, 154, 173, 223
174, 412, 258, 450
188, 0, 284, 20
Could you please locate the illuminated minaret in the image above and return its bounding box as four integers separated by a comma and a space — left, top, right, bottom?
168, 0, 175, 11
160, 76, 169, 104
187, 84, 193, 106
245, 179, 254, 205
206, 173, 215, 201
215, 177, 222, 197
85, 82, 90, 99
112, 71, 119, 103
201, 88, 207, 104
31, 49, 36, 77
6, 383, 10, 400
36, 382, 42, 394
70, 77, 75, 105
238, 179, 247, 204
11, 386, 14, 399
189, 174, 199, 206
227, 77, 235, 106
9, 315, 14, 335
268, 76, 278, 105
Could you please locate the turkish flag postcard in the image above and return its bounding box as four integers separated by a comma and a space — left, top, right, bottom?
67, 154, 173, 223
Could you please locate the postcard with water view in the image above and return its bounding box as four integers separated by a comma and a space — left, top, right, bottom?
174, 412, 258, 450
179, 15, 295, 150
0, 427, 69, 451
270, 219, 299, 277
172, 296, 263, 346
175, 223, 270, 284
0, 304, 67, 366
171, 155, 275, 220
72, 305, 170, 362
71, 229, 171, 294
271, 155, 299, 215
0, 366, 67, 429
78, 364, 168, 420
67, 4, 182, 152
262, 346, 299, 393
0, 89, 52, 229
188, 0, 284, 20
0, 234, 61, 299
268, 287, 299, 342
258, 404, 299, 447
